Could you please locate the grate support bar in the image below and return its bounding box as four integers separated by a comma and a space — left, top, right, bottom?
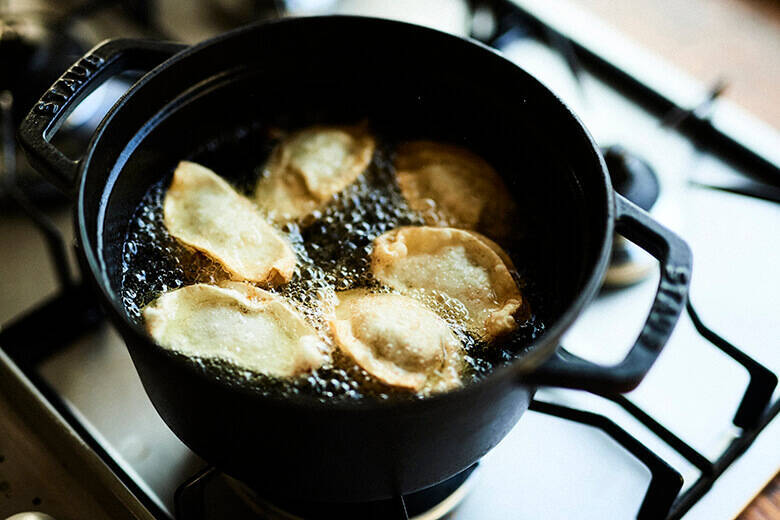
529, 399, 684, 519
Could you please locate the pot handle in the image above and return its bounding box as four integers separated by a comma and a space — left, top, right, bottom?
18, 38, 188, 194
527, 194, 692, 393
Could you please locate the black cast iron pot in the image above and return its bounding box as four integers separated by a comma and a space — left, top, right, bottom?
18, 16, 691, 504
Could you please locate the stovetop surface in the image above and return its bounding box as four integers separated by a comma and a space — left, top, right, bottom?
1, 0, 778, 519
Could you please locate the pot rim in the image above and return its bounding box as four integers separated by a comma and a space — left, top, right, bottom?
75, 15, 615, 412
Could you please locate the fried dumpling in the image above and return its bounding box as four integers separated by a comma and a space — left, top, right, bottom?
143, 282, 329, 378
395, 141, 515, 239
328, 289, 463, 393
466, 230, 516, 271
254, 125, 375, 222
371, 226, 527, 340
164, 161, 296, 286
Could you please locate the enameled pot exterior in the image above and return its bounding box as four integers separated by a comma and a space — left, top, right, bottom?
19, 17, 691, 502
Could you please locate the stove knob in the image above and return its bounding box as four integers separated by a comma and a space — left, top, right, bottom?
603, 145, 660, 211
602, 145, 662, 287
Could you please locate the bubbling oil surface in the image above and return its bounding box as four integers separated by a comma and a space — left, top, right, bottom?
121, 125, 545, 402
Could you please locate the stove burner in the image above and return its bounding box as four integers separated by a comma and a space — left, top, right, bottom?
602, 145, 662, 287
175, 464, 479, 520
247, 465, 476, 519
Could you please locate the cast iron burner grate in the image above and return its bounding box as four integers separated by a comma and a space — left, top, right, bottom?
173, 464, 479, 520
1, 2, 779, 519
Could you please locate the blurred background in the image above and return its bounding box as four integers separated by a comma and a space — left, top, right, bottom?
573, 0, 779, 129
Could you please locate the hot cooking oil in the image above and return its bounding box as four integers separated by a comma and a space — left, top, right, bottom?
120, 125, 545, 402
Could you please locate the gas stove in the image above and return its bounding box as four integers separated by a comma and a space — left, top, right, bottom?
1, 1, 778, 519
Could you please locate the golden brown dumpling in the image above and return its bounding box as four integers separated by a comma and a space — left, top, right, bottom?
328, 289, 463, 394
466, 230, 516, 271
254, 125, 375, 222
143, 282, 329, 378
164, 161, 296, 286
371, 226, 527, 340
395, 141, 515, 239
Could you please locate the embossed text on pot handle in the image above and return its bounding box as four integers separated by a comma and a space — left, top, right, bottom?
17, 38, 187, 195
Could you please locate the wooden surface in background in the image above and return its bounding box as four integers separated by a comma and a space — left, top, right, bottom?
737, 473, 780, 520
570, 0, 780, 129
